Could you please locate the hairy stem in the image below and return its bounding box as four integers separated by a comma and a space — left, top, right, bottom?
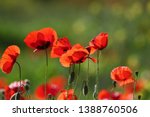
15, 61, 22, 92
45, 49, 48, 99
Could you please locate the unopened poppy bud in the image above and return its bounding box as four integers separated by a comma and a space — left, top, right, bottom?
93, 84, 97, 100
10, 92, 21, 100
68, 71, 75, 85
138, 95, 142, 100
113, 81, 116, 88
135, 71, 139, 78
0, 89, 5, 100
82, 81, 88, 96
24, 84, 30, 91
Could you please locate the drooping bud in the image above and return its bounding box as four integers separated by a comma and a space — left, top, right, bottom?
24, 84, 30, 92
68, 71, 75, 85
113, 81, 116, 88
82, 80, 88, 96
0, 89, 5, 100
135, 71, 139, 78
138, 95, 142, 100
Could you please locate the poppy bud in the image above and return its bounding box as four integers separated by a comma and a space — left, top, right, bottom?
135, 71, 139, 78
113, 81, 116, 88
93, 84, 97, 100
0, 89, 5, 100
10, 92, 21, 100
24, 84, 30, 92
68, 71, 75, 85
138, 95, 142, 100
82, 80, 88, 96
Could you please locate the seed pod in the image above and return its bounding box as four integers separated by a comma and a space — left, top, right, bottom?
10, 92, 21, 100
68, 71, 75, 85
82, 81, 88, 96
93, 84, 97, 100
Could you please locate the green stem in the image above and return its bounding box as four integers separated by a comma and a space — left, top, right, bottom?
87, 58, 89, 83
67, 65, 72, 99
15, 61, 22, 92
93, 50, 100, 99
74, 64, 80, 91
45, 49, 48, 99
133, 80, 137, 100
96, 51, 100, 91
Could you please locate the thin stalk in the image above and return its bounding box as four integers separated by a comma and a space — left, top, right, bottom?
133, 79, 137, 100
15, 61, 22, 92
74, 64, 80, 91
133, 72, 139, 100
67, 65, 72, 99
87, 58, 89, 83
96, 51, 100, 92
44, 49, 48, 99
97, 51, 100, 84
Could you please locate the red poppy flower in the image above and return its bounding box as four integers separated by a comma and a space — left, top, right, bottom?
98, 89, 123, 100
111, 66, 135, 86
57, 89, 77, 100
97, 89, 111, 100
4, 86, 15, 100
111, 92, 122, 100
51, 37, 72, 58
35, 84, 50, 100
90, 32, 108, 50
125, 79, 144, 93
0, 45, 20, 74
59, 44, 89, 67
119, 93, 133, 100
24, 27, 57, 51
4, 86, 25, 100
35, 76, 66, 99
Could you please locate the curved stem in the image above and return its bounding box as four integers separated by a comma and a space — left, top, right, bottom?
15, 61, 22, 92
45, 49, 48, 99
93, 50, 100, 99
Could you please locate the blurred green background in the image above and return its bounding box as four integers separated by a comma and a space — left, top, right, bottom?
0, 0, 150, 99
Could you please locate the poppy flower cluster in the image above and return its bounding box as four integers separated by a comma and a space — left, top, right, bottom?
0, 27, 144, 100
